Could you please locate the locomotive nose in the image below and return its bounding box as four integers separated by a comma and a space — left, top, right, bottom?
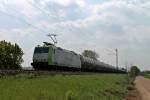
33, 53, 48, 62
33, 47, 49, 63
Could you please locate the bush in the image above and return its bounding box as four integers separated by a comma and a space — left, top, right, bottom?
129, 66, 140, 78
0, 40, 24, 69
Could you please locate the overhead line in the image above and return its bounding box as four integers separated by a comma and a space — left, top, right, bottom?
26, 0, 58, 19
27, 0, 75, 32
0, 1, 47, 34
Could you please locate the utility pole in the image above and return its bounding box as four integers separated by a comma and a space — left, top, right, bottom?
47, 34, 57, 45
125, 61, 128, 72
115, 48, 118, 70
106, 48, 119, 69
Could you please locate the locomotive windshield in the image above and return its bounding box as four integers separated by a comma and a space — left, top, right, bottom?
34, 47, 49, 53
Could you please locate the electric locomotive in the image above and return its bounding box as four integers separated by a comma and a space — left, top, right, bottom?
31, 43, 81, 70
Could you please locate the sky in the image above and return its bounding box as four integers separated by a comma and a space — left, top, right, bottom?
0, 0, 150, 70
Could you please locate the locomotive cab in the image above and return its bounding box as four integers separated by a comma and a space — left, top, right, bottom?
31, 46, 53, 69
33, 47, 49, 62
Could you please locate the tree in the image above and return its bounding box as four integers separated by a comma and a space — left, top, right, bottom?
129, 66, 140, 78
0, 40, 24, 69
82, 50, 99, 60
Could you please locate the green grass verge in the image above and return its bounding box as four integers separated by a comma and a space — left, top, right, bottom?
0, 74, 128, 100
142, 74, 150, 79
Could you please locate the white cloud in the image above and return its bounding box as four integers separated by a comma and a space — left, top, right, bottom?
48, 0, 73, 7
76, 0, 86, 9
91, 1, 125, 14
1, 0, 41, 19
123, 25, 150, 43
1, 0, 150, 70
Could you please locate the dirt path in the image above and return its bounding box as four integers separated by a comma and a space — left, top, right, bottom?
126, 76, 150, 100
135, 76, 150, 100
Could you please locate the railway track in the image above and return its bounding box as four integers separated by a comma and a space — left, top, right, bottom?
0, 69, 98, 76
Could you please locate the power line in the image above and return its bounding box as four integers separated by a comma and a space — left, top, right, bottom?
1, 0, 86, 44
26, 1, 60, 44
27, 0, 89, 43
27, 0, 75, 32
26, 0, 58, 19
47, 33, 57, 45
0, 8, 51, 45
0, 10, 45, 34
0, 1, 47, 34
0, 1, 62, 45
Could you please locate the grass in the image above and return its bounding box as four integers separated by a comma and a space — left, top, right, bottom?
142, 74, 150, 79
0, 74, 128, 100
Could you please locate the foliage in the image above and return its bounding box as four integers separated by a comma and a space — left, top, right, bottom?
141, 70, 150, 75
140, 70, 150, 79
142, 73, 150, 79
82, 50, 99, 60
65, 90, 77, 100
129, 66, 140, 78
0, 40, 24, 69
0, 74, 128, 100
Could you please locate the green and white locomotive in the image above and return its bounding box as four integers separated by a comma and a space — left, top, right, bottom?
31, 43, 81, 70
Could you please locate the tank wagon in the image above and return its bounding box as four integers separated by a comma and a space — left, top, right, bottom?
31, 44, 126, 73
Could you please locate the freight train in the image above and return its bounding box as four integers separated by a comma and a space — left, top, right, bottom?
31, 43, 126, 73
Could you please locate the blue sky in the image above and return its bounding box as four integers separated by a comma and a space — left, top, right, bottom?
0, 0, 150, 70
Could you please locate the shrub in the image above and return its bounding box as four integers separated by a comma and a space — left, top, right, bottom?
0, 40, 23, 69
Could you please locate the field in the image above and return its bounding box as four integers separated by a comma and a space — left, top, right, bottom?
143, 74, 150, 79
0, 74, 128, 100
